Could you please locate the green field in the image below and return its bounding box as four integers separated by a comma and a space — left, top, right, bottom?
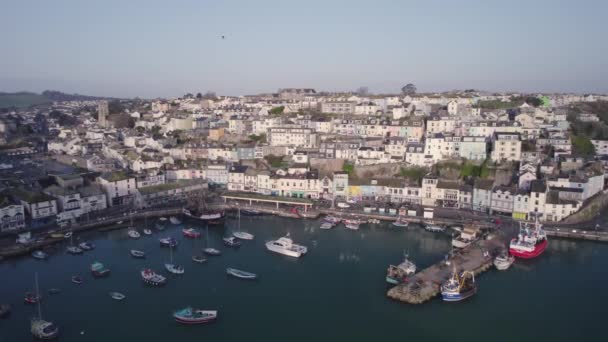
0, 92, 51, 108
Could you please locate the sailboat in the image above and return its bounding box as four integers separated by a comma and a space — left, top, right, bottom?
164, 245, 185, 275
203, 224, 221, 256
66, 228, 83, 255
143, 214, 152, 235
233, 208, 254, 240
30, 273, 59, 339
127, 213, 140, 239
191, 231, 206, 263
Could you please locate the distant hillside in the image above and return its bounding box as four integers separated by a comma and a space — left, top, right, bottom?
0, 91, 51, 109
0, 90, 118, 109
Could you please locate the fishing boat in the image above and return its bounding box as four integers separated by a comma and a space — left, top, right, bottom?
91, 262, 111, 278
78, 241, 95, 251
164, 245, 185, 275
494, 253, 515, 271
265, 234, 307, 258
143, 229, 152, 236
392, 218, 409, 228
386, 251, 417, 284
170, 216, 182, 225
30, 273, 59, 340
226, 268, 257, 280
141, 268, 167, 286
159, 237, 178, 248
128, 229, 141, 239
323, 215, 342, 225
232, 208, 254, 240
452, 226, 479, 248
0, 304, 10, 319
109, 292, 126, 301
319, 222, 334, 230
344, 219, 361, 230
509, 219, 548, 259
203, 248, 222, 256
182, 228, 201, 239
71, 275, 83, 285
24, 292, 40, 304
223, 236, 241, 247
441, 267, 477, 302
47, 288, 61, 295
130, 249, 146, 258
425, 224, 445, 232
66, 246, 83, 255
32, 250, 49, 260
173, 307, 217, 324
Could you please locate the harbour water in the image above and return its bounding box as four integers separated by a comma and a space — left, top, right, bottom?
0, 215, 606, 341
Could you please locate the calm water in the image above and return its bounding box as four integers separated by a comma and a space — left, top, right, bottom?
0, 216, 606, 341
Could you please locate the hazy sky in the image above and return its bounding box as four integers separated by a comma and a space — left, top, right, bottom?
1, 0, 607, 98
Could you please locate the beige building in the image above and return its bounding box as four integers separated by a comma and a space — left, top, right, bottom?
491, 132, 521, 162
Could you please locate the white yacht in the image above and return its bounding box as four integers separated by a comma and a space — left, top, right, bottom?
494, 253, 515, 271
266, 235, 308, 258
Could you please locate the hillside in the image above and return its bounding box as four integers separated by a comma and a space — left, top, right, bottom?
0, 92, 51, 108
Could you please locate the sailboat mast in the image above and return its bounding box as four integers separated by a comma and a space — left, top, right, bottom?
35, 272, 42, 319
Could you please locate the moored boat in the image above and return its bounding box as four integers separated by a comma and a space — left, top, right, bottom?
386, 251, 416, 285
32, 250, 49, 260
226, 268, 257, 280
143, 229, 152, 236
509, 219, 547, 259
30, 273, 59, 339
265, 234, 307, 258
441, 267, 477, 302
159, 237, 178, 248
233, 231, 254, 240
392, 218, 409, 228
425, 224, 445, 232
164, 245, 185, 275
170, 216, 182, 225
109, 292, 126, 301
24, 292, 40, 304
344, 219, 361, 230
323, 215, 342, 224
319, 222, 334, 229
223, 236, 241, 247
49, 232, 64, 239
173, 307, 217, 324
192, 254, 207, 263
47, 288, 61, 295
241, 209, 263, 216
71, 275, 83, 285
182, 228, 201, 239
203, 248, 221, 256
78, 241, 95, 251
494, 253, 515, 270
90, 262, 111, 278
66, 246, 83, 255
130, 249, 146, 258
141, 268, 167, 286
127, 229, 141, 239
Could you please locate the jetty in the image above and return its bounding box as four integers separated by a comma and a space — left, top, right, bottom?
387, 235, 505, 304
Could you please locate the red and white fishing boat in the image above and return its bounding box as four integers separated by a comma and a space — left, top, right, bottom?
509, 219, 547, 259
182, 228, 201, 239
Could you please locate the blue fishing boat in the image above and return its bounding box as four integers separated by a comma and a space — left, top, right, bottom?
173, 307, 217, 324
441, 267, 477, 302
226, 268, 257, 280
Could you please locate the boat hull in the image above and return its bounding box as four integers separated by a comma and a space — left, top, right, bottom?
509, 239, 548, 259
441, 287, 477, 302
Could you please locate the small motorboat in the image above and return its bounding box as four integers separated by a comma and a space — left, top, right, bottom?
165, 263, 185, 275
344, 219, 361, 230
47, 288, 61, 295
117, 220, 124, 225
63, 232, 73, 239
319, 222, 334, 230
369, 219, 381, 224
173, 307, 217, 324
392, 218, 409, 228
192, 254, 207, 263
494, 253, 515, 271
159, 217, 168, 222
233, 231, 254, 240
130, 249, 146, 258
155, 222, 166, 231
50, 232, 64, 239
223, 236, 241, 247
141, 268, 167, 286
170, 216, 182, 225
31, 317, 59, 340
66, 246, 83, 255
159, 237, 178, 248
109, 292, 126, 301
226, 268, 257, 280
32, 250, 49, 260
182, 228, 201, 239
0, 304, 10, 319
203, 248, 222, 256
425, 224, 445, 233
241, 209, 263, 216
143, 229, 152, 236
91, 262, 111, 278
323, 215, 342, 224
128, 229, 141, 239
71, 275, 84, 285
24, 292, 40, 304
78, 241, 95, 251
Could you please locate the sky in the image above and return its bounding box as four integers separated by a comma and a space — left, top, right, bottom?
1, 0, 607, 98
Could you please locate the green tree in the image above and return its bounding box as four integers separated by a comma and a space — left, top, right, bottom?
401, 83, 416, 95
269, 106, 285, 115
264, 154, 284, 168
572, 135, 595, 156
343, 162, 355, 176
